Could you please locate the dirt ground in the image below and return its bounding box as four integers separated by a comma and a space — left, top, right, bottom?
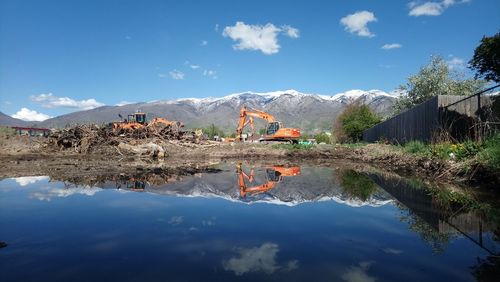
0, 134, 478, 185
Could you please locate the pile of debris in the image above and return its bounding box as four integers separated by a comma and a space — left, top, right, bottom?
47, 123, 204, 156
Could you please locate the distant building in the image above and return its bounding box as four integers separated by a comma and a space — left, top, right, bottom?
11, 126, 51, 137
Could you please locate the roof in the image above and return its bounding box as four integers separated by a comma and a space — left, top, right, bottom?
11, 126, 51, 131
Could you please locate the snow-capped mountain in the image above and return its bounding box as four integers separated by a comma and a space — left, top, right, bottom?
38, 89, 400, 132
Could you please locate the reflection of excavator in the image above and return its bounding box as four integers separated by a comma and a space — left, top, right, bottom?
236, 106, 301, 143
112, 112, 183, 132
236, 163, 301, 198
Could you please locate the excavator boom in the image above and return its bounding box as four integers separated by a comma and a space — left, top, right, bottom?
236, 164, 301, 198
236, 106, 301, 143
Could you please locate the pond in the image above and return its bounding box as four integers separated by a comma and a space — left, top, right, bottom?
0, 162, 498, 281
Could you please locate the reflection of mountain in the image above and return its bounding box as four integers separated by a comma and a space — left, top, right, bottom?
113, 166, 394, 207
25, 165, 394, 208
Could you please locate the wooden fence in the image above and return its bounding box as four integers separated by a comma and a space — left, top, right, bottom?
363, 92, 499, 144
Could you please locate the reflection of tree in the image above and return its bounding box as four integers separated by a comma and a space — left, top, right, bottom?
397, 203, 452, 253
339, 170, 377, 201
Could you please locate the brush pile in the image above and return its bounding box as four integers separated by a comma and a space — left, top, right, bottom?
47, 123, 203, 154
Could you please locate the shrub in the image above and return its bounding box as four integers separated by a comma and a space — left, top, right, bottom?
314, 132, 331, 144
478, 134, 500, 170
404, 140, 428, 154
431, 143, 454, 159
334, 102, 381, 143
454, 140, 482, 160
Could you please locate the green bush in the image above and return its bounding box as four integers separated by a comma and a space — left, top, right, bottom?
334, 103, 381, 143
478, 134, 500, 170
404, 140, 428, 154
454, 140, 482, 160
314, 132, 331, 144
431, 143, 454, 159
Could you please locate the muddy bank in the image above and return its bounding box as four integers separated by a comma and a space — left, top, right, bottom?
0, 134, 498, 186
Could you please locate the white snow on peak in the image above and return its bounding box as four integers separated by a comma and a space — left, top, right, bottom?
149, 89, 398, 106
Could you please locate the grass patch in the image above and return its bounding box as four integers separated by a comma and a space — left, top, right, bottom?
404, 140, 428, 154
340, 142, 368, 148
271, 143, 315, 150
478, 133, 500, 170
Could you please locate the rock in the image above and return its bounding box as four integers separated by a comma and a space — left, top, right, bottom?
117, 142, 166, 159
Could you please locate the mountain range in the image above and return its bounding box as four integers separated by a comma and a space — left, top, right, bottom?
1, 89, 400, 133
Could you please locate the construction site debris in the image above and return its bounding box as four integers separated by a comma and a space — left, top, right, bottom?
47, 123, 205, 155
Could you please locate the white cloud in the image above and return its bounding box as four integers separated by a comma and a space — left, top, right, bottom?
201, 40, 208, 46
340, 11, 377, 38
409, 2, 443, 16
215, 24, 219, 32
222, 243, 298, 276
203, 69, 217, 79
30, 186, 101, 201
30, 93, 104, 110
158, 73, 167, 78
14, 176, 49, 186
342, 261, 377, 282
11, 108, 52, 121
447, 56, 465, 69
222, 21, 299, 55
281, 25, 300, 38
409, 0, 469, 16
381, 43, 402, 50
169, 69, 185, 80
190, 64, 201, 70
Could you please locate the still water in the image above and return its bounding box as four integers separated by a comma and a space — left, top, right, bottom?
0, 163, 498, 281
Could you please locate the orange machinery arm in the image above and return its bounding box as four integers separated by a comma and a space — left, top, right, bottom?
237, 164, 276, 198
236, 164, 300, 198
236, 106, 276, 137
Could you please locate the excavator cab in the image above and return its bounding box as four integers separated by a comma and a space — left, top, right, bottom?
266, 168, 282, 182
128, 113, 147, 124
266, 122, 280, 135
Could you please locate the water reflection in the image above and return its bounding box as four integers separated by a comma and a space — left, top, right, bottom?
236, 163, 301, 198
222, 242, 298, 276
1, 162, 499, 281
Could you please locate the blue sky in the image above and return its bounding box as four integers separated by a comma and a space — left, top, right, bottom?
1, 0, 499, 121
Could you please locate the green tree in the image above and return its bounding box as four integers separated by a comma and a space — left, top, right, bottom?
204, 124, 225, 139
393, 56, 485, 114
258, 128, 266, 135
334, 103, 381, 143
314, 132, 331, 144
469, 31, 500, 83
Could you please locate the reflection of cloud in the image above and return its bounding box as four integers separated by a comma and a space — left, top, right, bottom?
168, 216, 184, 225
14, 176, 49, 186
202, 216, 216, 226
342, 261, 377, 282
285, 260, 299, 271
223, 243, 298, 276
30, 187, 101, 201
383, 248, 402, 254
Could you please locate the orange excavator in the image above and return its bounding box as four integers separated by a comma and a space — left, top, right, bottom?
236, 106, 301, 143
236, 163, 301, 198
112, 112, 183, 132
